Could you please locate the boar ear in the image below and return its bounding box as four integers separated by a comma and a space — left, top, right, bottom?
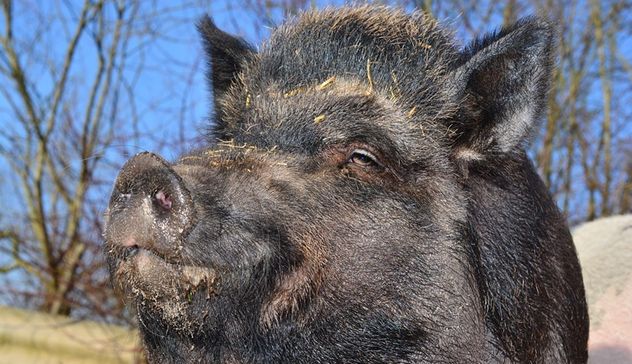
197, 16, 255, 109
450, 17, 555, 158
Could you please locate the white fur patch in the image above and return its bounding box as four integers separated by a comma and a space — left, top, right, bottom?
496, 105, 534, 152
455, 148, 484, 162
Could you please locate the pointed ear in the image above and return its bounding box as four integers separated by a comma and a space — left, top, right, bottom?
450, 17, 555, 158
197, 16, 255, 111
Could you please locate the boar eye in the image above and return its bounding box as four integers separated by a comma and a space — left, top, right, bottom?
348, 149, 382, 169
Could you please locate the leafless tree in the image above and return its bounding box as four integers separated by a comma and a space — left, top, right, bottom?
0, 0, 211, 320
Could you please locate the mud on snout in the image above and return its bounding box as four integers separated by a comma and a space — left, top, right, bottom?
104, 152, 217, 328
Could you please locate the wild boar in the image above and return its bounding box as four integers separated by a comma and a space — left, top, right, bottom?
104, 6, 589, 363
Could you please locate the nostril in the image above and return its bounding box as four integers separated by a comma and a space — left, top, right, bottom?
154, 190, 173, 211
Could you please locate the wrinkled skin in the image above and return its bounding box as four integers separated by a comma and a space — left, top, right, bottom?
104, 6, 589, 363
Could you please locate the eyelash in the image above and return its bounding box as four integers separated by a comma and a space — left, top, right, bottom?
347, 149, 383, 169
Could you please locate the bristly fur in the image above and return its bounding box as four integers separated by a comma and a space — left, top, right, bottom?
104, 5, 589, 363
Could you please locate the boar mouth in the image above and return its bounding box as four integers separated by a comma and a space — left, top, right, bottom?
118, 242, 173, 264
112, 243, 219, 303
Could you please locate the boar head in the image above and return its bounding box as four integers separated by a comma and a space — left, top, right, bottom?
104, 6, 588, 363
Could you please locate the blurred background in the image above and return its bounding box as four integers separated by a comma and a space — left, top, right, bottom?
0, 0, 630, 362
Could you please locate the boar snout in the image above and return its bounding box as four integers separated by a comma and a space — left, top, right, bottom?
106, 152, 197, 261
